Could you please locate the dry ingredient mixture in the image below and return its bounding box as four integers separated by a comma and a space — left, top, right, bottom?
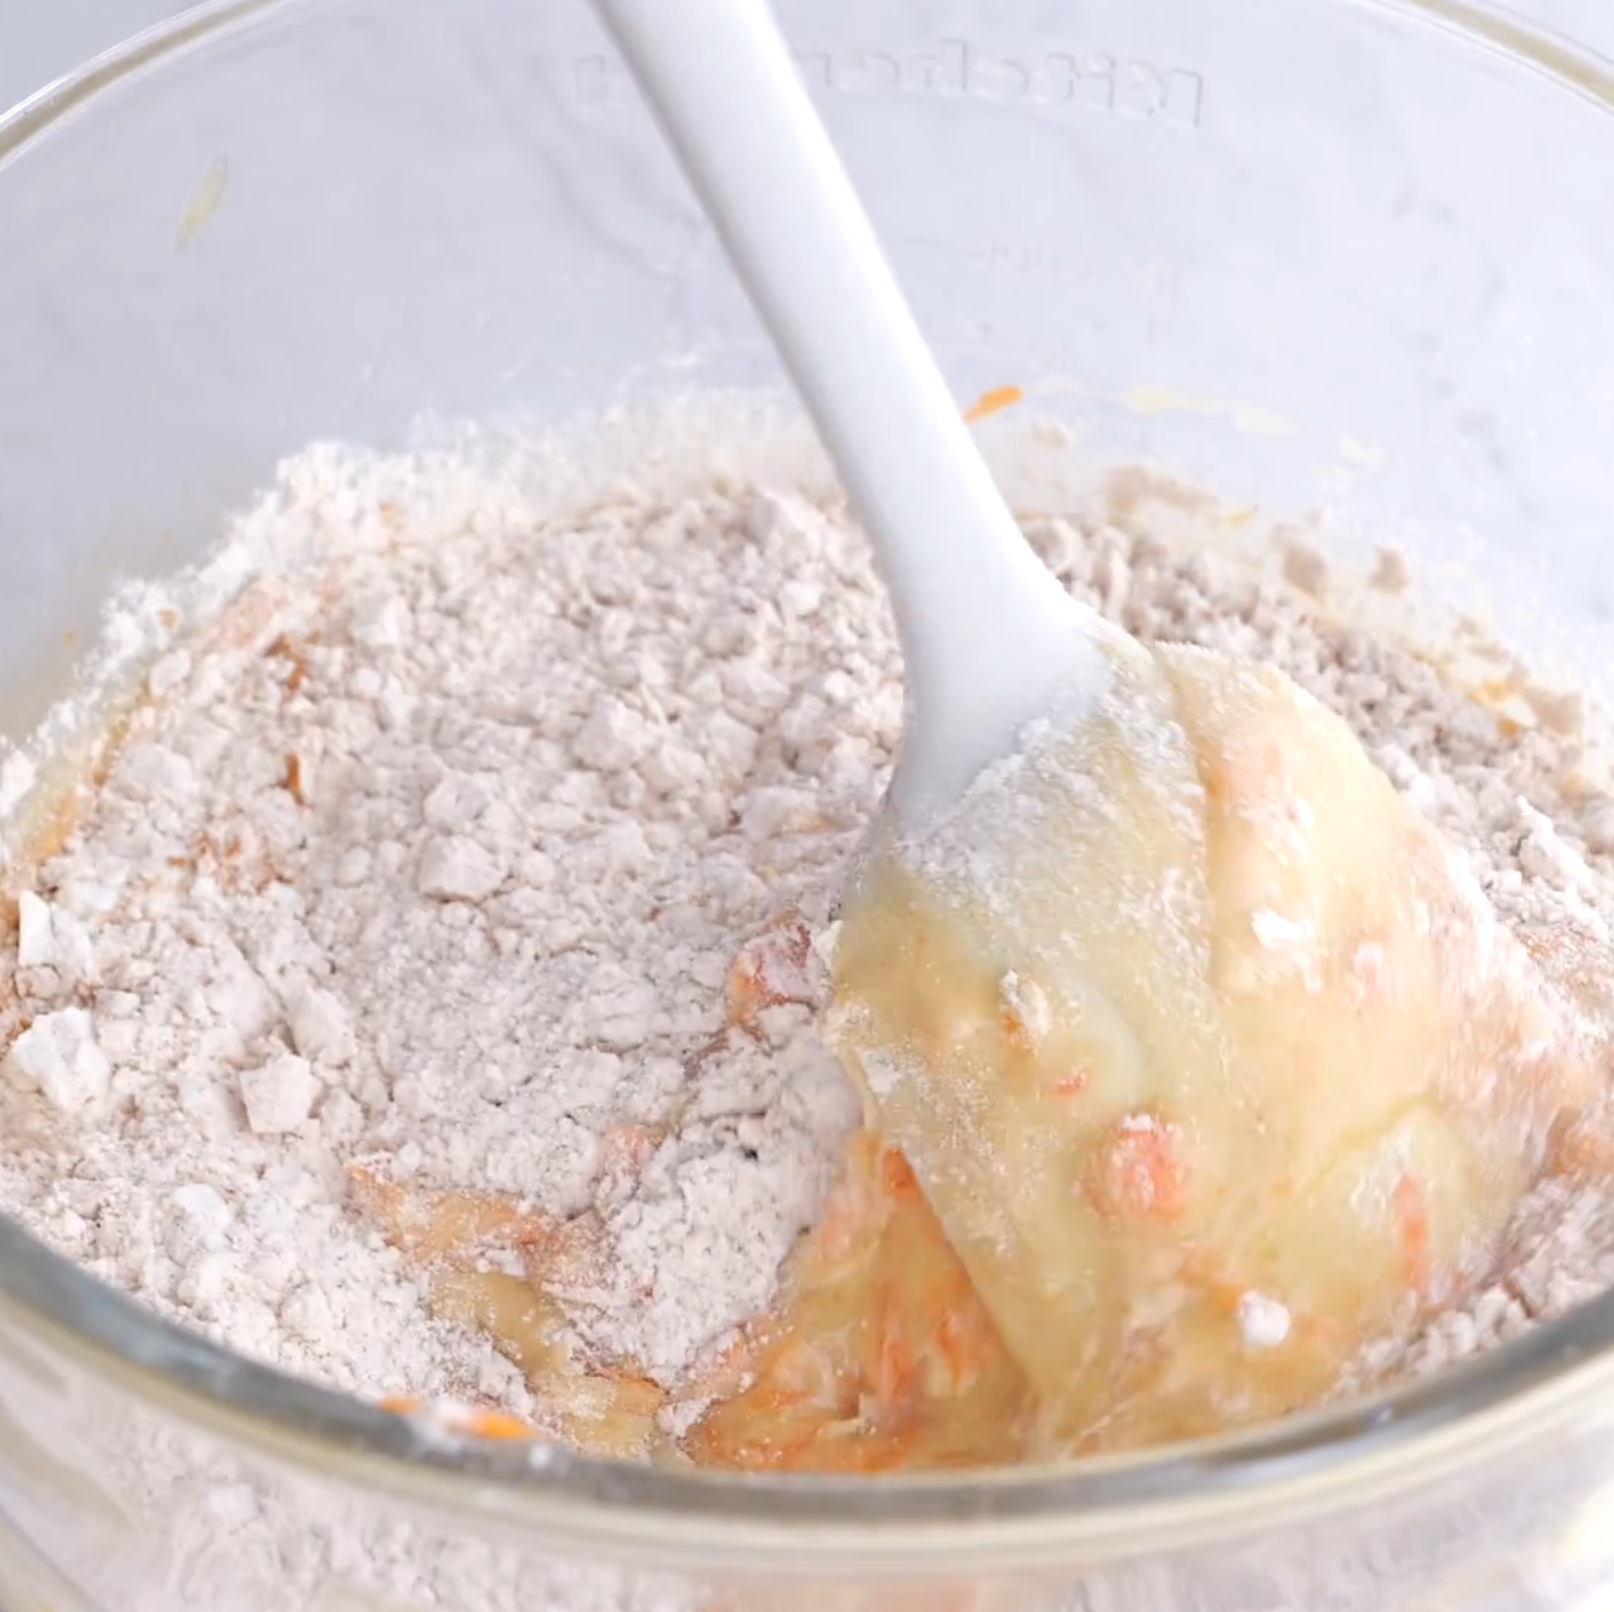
3, 437, 1614, 1467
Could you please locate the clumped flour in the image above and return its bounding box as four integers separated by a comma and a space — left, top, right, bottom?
3, 431, 1614, 1440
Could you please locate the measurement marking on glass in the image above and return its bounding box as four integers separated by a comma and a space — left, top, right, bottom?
571, 40, 1205, 131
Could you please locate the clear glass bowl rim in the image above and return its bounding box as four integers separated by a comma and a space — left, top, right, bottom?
3, 0, 1614, 1573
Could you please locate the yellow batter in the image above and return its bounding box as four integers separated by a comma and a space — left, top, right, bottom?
831, 642, 1596, 1450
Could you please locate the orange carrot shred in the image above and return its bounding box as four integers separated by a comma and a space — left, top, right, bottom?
379, 1396, 538, 1443
881, 1148, 923, 1205
462, 1410, 541, 1442
1099, 1117, 1187, 1220
875, 1303, 917, 1407
963, 384, 1025, 424
1392, 1174, 1431, 1290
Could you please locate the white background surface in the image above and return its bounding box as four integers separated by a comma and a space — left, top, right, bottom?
1, 0, 1614, 113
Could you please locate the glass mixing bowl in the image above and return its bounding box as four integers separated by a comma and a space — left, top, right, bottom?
4, 0, 1614, 1607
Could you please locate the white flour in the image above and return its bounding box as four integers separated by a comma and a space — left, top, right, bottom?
0, 446, 879, 1411
2, 438, 1613, 1447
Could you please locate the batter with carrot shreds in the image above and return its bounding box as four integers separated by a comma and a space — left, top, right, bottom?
360, 930, 1035, 1472
831, 641, 1599, 1451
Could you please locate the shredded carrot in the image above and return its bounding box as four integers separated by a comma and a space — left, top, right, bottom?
1178, 1253, 1252, 1318
458, 1409, 540, 1442
347, 1163, 560, 1267
1473, 677, 1517, 709
999, 1009, 1034, 1053
963, 384, 1025, 424
881, 1147, 923, 1205
682, 1132, 1032, 1472
599, 1122, 662, 1180
362, 929, 1036, 1477
1096, 1117, 1188, 1220
1206, 736, 1288, 810
379, 1397, 539, 1443
725, 909, 814, 1031
1392, 1174, 1431, 1291
264, 633, 310, 693
933, 1308, 977, 1394
874, 1301, 917, 1407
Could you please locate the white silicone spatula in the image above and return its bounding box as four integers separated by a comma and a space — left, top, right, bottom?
589, 0, 1113, 830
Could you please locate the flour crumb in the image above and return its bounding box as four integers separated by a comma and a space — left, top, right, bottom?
238, 1052, 320, 1136
1369, 546, 1412, 593
999, 970, 1052, 1043
1237, 1291, 1292, 1350
1280, 536, 1330, 598
3, 1006, 110, 1114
